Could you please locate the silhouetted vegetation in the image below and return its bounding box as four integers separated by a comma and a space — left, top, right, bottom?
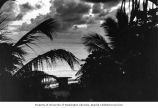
0, 0, 157, 101
76, 0, 158, 101
0, 1, 79, 101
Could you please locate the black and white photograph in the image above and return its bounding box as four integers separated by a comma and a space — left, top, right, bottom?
0, 0, 158, 104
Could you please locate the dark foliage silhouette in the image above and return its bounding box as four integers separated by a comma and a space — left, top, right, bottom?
0, 2, 79, 101
15, 49, 79, 78
0, 0, 157, 101
14, 18, 58, 47
77, 0, 158, 101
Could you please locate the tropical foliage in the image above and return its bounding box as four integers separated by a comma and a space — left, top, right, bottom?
0, 1, 79, 101
0, 0, 157, 101
76, 0, 158, 101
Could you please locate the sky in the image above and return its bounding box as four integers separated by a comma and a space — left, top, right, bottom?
3, 0, 123, 29
1, 0, 139, 77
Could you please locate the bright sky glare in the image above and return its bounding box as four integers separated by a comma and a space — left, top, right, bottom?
11, 0, 53, 25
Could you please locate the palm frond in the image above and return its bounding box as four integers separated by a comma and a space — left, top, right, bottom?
101, 18, 119, 48
116, 9, 129, 29
101, 8, 142, 59
75, 63, 87, 77
101, 17, 118, 36
0, 0, 15, 9
0, 12, 10, 41
82, 33, 111, 53
101, 15, 127, 48
14, 49, 80, 77
14, 18, 58, 47
0, 13, 8, 30
0, 43, 26, 75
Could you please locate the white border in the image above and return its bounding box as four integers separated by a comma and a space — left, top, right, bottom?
0, 102, 158, 108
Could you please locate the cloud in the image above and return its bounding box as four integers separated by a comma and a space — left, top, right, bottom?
85, 0, 121, 23
15, 3, 34, 20
21, 3, 34, 11
19, 0, 91, 31
16, 1, 49, 21
12, 0, 122, 31
18, 13, 54, 31
53, 0, 91, 30
103, 0, 121, 9
35, 4, 42, 9
17, 0, 91, 31
92, 3, 102, 14
17, 1, 56, 31
84, 0, 121, 10
83, 0, 121, 3
14, 0, 119, 31
12, 0, 53, 25
87, 18, 98, 24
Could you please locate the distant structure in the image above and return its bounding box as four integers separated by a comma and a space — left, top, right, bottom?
15, 70, 72, 89
56, 77, 72, 89
72, 24, 88, 30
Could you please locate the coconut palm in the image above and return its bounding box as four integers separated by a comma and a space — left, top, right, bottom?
0, 20, 79, 101
75, 9, 132, 100
0, 19, 79, 100
0, 43, 26, 76
77, 0, 158, 100
78, 0, 157, 78
0, 11, 25, 78
82, 33, 112, 53
76, 8, 135, 77
0, 2, 80, 100
0, 17, 79, 76
14, 18, 58, 47
15, 49, 79, 78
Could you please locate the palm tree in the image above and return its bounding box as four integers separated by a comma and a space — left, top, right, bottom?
0, 17, 79, 77
15, 49, 79, 78
82, 33, 112, 53
75, 10, 132, 101
0, 2, 79, 100
76, 8, 134, 79
0, 19, 79, 100
0, 43, 26, 77
77, 0, 158, 101
78, 0, 157, 79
